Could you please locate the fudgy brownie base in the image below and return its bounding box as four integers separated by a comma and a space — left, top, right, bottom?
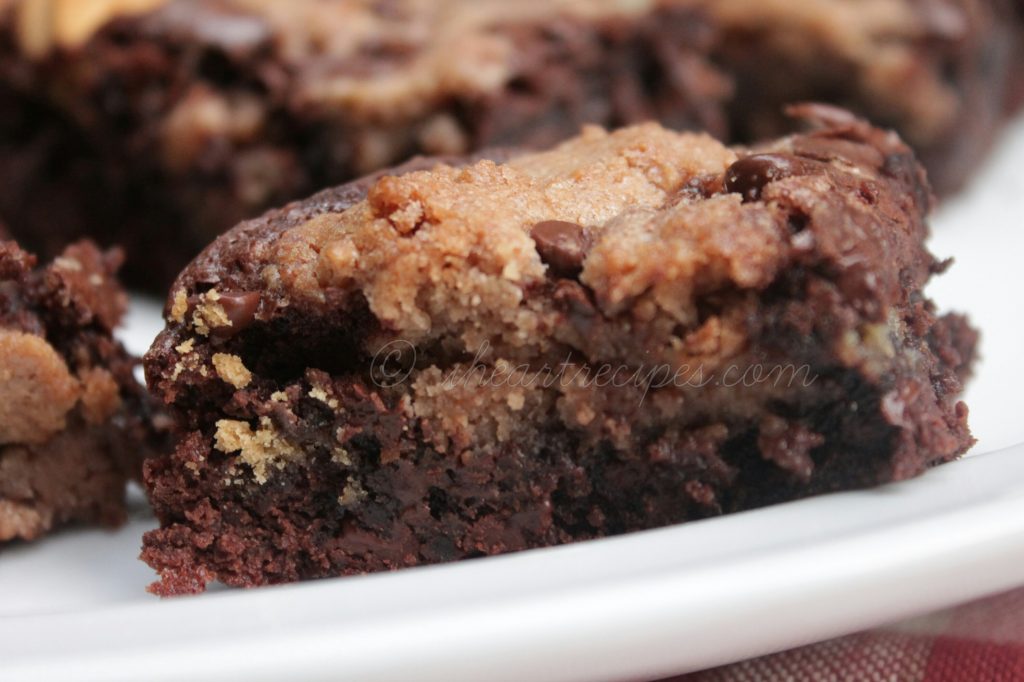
0, 238, 161, 542
1, 0, 1019, 289
142, 107, 975, 595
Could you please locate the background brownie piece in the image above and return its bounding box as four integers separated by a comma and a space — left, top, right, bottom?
0, 1, 1018, 290
0, 0, 729, 288
1009, 0, 1024, 112
0, 237, 163, 542
141, 109, 974, 595
698, 0, 1020, 196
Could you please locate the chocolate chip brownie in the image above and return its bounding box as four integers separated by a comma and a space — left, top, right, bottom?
141, 107, 976, 595
2, 1, 1018, 290
0, 237, 163, 542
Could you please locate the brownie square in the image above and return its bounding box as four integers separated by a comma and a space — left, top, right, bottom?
701, 0, 1020, 195
141, 107, 975, 595
0, 236, 162, 542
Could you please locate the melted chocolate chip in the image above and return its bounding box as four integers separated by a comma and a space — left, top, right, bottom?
212, 291, 261, 338
531, 220, 588, 277
553, 280, 598, 337
724, 154, 820, 202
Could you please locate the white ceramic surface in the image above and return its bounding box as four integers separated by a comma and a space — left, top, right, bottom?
1, 117, 1023, 682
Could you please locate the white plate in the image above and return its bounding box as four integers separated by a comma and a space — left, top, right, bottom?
2, 117, 1024, 682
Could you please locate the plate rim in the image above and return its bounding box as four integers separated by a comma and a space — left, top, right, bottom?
3, 443, 1024, 682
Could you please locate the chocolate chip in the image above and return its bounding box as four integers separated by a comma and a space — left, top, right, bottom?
213, 291, 261, 338
553, 280, 598, 337
531, 220, 588, 277
724, 154, 820, 201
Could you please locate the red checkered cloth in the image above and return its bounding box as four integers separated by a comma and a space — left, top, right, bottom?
665, 587, 1024, 681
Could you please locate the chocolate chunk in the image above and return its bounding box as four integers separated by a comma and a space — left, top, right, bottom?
213, 291, 261, 338
724, 154, 821, 201
531, 220, 588, 277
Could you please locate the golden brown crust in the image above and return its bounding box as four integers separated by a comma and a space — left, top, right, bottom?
0, 0, 731, 290
0, 0, 1016, 305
